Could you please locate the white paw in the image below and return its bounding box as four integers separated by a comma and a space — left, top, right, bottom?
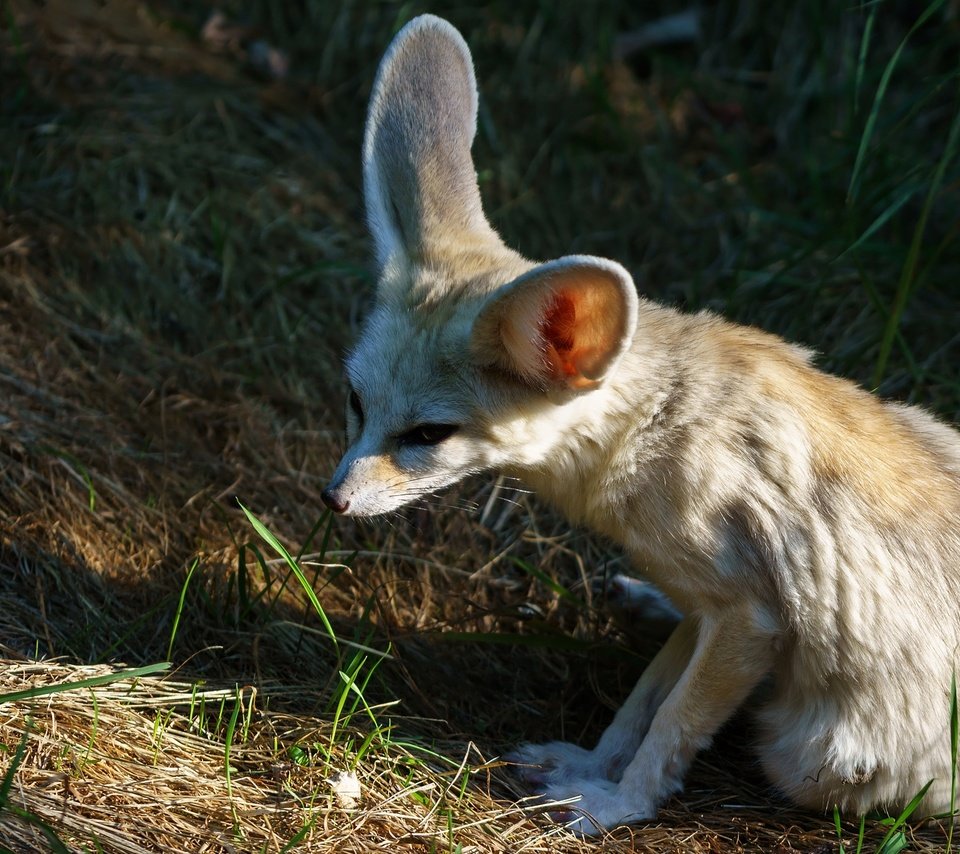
540, 778, 655, 836
505, 741, 605, 787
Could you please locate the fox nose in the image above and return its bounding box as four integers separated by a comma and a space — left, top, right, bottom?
321, 488, 350, 514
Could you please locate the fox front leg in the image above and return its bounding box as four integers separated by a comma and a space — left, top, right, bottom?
526, 606, 778, 835
508, 617, 697, 788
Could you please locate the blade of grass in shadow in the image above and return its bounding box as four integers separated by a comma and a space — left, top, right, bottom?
872, 71, 960, 387
509, 556, 586, 608
241, 541, 283, 617
847, 0, 948, 205
836, 182, 919, 262
852, 1, 878, 119
2, 0, 29, 113
239, 502, 339, 651
167, 556, 200, 660
296, 510, 333, 562
0, 663, 170, 704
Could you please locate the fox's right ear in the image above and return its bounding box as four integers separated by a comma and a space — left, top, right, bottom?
363, 15, 501, 279
471, 256, 639, 392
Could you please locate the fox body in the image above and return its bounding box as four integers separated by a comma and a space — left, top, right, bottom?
322, 14, 960, 834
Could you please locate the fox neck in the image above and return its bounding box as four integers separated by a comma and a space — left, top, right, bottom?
503, 302, 683, 535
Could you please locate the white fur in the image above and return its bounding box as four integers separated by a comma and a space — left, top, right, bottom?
322, 14, 960, 835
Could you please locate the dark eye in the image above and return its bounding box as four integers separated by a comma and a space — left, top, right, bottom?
348, 389, 363, 421
397, 424, 459, 447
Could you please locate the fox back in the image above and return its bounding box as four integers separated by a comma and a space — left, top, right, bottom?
322, 14, 960, 834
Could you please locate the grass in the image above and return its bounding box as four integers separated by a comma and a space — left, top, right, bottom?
0, 0, 958, 851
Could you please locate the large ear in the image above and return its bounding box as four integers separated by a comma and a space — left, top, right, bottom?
471, 256, 639, 391
363, 15, 501, 276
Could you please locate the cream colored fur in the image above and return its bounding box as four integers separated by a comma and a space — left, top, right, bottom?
322, 14, 960, 835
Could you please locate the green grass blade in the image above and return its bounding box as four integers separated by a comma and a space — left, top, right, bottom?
224, 687, 242, 834
239, 502, 339, 650
854, 813, 866, 854
852, 3, 878, 118
279, 818, 316, 852
509, 556, 586, 608
872, 70, 960, 386
328, 663, 368, 754
167, 557, 200, 660
833, 804, 847, 854
236, 540, 250, 617
243, 541, 283, 616
296, 511, 333, 562
876, 831, 910, 854
875, 778, 933, 853
837, 183, 919, 261
0, 725, 30, 808
0, 663, 170, 704
848, 0, 948, 205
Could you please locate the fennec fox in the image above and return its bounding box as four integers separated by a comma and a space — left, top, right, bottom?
321, 14, 960, 834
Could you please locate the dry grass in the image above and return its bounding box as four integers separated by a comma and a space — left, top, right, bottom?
1, 0, 958, 851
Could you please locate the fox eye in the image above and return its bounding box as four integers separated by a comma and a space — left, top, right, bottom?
348, 389, 363, 421
397, 423, 459, 447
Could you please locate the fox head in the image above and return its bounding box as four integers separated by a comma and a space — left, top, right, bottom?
322, 15, 639, 517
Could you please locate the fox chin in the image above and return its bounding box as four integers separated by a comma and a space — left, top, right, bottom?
321, 13, 960, 836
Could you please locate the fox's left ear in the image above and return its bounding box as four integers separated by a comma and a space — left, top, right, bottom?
471, 256, 639, 391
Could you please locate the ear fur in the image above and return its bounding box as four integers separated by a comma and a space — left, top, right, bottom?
363, 15, 500, 276
471, 256, 639, 391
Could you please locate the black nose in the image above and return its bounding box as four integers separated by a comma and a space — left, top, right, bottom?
321, 488, 350, 514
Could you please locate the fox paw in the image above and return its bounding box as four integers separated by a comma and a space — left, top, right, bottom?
505, 741, 606, 788
539, 778, 655, 836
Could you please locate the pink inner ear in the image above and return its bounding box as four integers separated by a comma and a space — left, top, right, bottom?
478, 261, 631, 389
541, 291, 583, 380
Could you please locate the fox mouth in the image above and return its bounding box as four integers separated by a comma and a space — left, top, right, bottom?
319, 486, 440, 517
321, 469, 463, 518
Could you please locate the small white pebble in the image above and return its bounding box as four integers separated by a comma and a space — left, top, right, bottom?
326, 770, 361, 810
